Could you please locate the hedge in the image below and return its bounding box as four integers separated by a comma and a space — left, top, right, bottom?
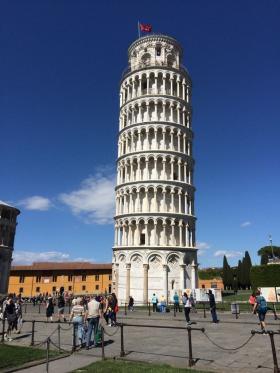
250, 265, 280, 288
198, 268, 223, 280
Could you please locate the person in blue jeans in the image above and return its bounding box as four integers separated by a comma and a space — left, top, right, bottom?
85, 296, 102, 349
208, 290, 219, 323
253, 290, 267, 332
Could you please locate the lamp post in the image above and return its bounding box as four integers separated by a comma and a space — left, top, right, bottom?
269, 234, 274, 260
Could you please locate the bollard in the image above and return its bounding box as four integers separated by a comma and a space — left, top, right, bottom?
72, 323, 76, 352
148, 302, 151, 317
30, 320, 35, 346
268, 331, 279, 373
25, 303, 27, 314
1, 318, 6, 342
57, 324, 61, 353
203, 302, 206, 318
124, 302, 127, 316
46, 337, 50, 373
120, 323, 125, 357
174, 303, 176, 317
38, 303, 41, 314
187, 327, 194, 367
101, 326, 105, 360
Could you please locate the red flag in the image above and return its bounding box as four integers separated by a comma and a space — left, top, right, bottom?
140, 23, 152, 33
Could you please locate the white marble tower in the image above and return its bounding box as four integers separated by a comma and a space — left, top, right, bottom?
0, 201, 20, 295
112, 34, 198, 304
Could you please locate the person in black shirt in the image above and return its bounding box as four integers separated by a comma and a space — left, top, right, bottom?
208, 290, 219, 323
4, 297, 18, 340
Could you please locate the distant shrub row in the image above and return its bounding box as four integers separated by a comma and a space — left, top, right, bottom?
250, 265, 280, 288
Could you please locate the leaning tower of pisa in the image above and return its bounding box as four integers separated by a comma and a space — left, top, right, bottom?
112, 34, 198, 304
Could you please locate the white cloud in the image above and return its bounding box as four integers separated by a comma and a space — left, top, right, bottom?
214, 250, 243, 258
59, 172, 115, 225
19, 196, 52, 211
196, 242, 210, 250
12, 250, 95, 265
241, 221, 251, 228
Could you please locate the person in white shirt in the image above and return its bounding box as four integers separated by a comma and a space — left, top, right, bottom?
85, 296, 102, 349
182, 292, 192, 325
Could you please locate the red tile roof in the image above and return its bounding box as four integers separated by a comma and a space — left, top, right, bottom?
11, 262, 112, 271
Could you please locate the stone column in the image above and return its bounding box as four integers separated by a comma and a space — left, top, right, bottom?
143, 264, 148, 303
114, 263, 119, 295
180, 264, 186, 290
163, 264, 168, 303
191, 260, 197, 288
126, 263, 131, 302
153, 222, 157, 246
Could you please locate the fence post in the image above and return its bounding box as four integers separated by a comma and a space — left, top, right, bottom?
268, 331, 279, 373
57, 324, 61, 353
46, 337, 50, 373
148, 302, 151, 317
120, 323, 125, 357
30, 320, 35, 346
1, 318, 5, 342
38, 303, 41, 314
124, 302, 127, 316
203, 302, 206, 318
273, 304, 278, 320
101, 326, 105, 360
173, 303, 176, 317
187, 327, 194, 367
24, 303, 27, 314
72, 323, 76, 352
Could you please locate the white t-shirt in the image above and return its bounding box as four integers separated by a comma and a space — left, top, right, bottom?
87, 299, 101, 318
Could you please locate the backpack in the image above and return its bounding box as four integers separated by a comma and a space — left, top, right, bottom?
257, 296, 267, 312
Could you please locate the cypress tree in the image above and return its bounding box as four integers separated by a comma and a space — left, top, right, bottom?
243, 251, 252, 288
222, 255, 229, 289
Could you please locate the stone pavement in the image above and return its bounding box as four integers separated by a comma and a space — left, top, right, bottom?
5, 307, 280, 372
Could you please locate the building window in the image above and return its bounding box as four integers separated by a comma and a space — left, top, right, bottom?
95, 275, 99, 281
19, 276, 25, 283
82, 275, 86, 281
36, 276, 41, 283
211, 282, 217, 289
19, 287, 24, 293
156, 46, 161, 56
202, 284, 205, 289
36, 287, 40, 293
53, 276, 57, 282
109, 285, 112, 293
109, 274, 112, 280
95, 285, 99, 290
82, 285, 86, 291
140, 233, 145, 245
52, 286, 56, 292
68, 286, 72, 291
68, 275, 73, 282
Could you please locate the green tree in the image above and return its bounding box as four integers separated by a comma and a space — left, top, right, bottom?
222, 255, 233, 289
258, 246, 280, 265
243, 251, 252, 288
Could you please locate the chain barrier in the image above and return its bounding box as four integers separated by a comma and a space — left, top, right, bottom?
49, 339, 71, 354
202, 330, 255, 351
59, 323, 75, 331
100, 320, 120, 337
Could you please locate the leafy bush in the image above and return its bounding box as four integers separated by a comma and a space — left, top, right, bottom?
250, 265, 280, 288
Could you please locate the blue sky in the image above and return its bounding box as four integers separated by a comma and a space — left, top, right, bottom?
1, 1, 279, 267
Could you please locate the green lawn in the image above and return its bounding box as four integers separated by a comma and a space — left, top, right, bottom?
0, 344, 59, 370
73, 359, 212, 372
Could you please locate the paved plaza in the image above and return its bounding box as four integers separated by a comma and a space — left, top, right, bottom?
3, 305, 280, 373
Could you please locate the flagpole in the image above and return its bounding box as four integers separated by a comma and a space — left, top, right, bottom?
138, 21, 141, 38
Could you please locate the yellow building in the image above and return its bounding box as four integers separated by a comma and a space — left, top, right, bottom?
8, 262, 112, 297
198, 277, 224, 290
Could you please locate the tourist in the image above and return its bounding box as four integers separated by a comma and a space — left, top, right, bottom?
249, 292, 256, 312
128, 296, 134, 311
173, 292, 180, 312
46, 296, 54, 322
253, 290, 267, 332
160, 295, 166, 312
85, 295, 102, 349
15, 298, 23, 333
57, 293, 67, 322
151, 293, 158, 312
182, 292, 192, 325
208, 290, 219, 323
4, 296, 18, 340
70, 298, 86, 347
